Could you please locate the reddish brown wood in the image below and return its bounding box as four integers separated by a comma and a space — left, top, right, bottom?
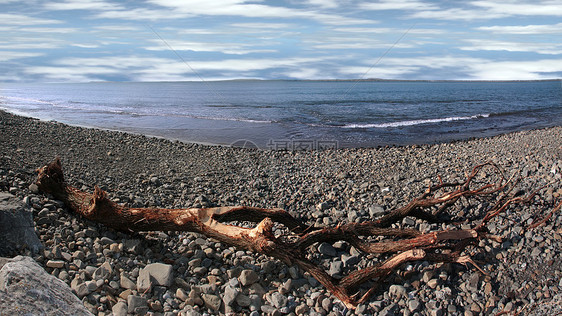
35, 158, 558, 309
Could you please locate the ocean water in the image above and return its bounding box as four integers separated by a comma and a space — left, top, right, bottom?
1, 80, 561, 149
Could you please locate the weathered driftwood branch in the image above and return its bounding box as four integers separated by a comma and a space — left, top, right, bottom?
35, 158, 558, 309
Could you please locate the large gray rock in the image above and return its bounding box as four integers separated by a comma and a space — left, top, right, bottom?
202, 293, 222, 312
120, 272, 137, 290
269, 292, 288, 309
318, 242, 337, 257
137, 268, 152, 292
223, 285, 239, 306
127, 295, 148, 314
112, 301, 128, 316
328, 260, 343, 277
239, 269, 259, 286
0, 256, 93, 315
0, 192, 43, 256
143, 262, 173, 287
137, 262, 173, 293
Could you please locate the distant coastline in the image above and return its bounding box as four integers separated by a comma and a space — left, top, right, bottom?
297, 78, 562, 83
85, 78, 562, 84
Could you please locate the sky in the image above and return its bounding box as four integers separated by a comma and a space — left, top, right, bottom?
1, 0, 562, 82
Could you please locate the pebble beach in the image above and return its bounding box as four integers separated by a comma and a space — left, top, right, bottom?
1, 109, 562, 315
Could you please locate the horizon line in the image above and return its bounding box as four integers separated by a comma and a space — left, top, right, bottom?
3, 78, 561, 84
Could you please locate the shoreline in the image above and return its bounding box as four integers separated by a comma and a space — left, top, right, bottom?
2, 80, 561, 149
1, 109, 562, 315
2, 107, 561, 150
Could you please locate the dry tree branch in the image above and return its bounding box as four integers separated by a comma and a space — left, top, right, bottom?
35, 158, 559, 309
529, 200, 562, 229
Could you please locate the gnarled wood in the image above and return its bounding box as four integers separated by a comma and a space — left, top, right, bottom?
35, 158, 559, 309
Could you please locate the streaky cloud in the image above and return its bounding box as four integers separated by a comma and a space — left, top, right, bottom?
0, 13, 62, 25
477, 23, 562, 34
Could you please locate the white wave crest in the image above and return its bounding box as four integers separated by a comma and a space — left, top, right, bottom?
343, 114, 489, 129
4, 96, 57, 106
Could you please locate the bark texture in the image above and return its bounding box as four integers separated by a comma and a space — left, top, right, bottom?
35, 158, 558, 309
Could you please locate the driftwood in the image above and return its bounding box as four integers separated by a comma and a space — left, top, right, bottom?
35, 158, 560, 309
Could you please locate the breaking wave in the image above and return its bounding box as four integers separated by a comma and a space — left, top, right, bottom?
342, 114, 490, 129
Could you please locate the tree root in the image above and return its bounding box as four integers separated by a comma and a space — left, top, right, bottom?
35, 158, 559, 309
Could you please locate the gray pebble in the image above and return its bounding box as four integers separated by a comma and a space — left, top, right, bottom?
408, 299, 420, 312
531, 247, 542, 257
318, 242, 337, 257
239, 269, 259, 286
223, 285, 239, 306
28, 183, 39, 194
236, 293, 252, 307
202, 294, 222, 312
112, 301, 128, 316
329, 260, 343, 277
127, 295, 147, 313
142, 262, 174, 287
389, 285, 407, 299
269, 292, 288, 309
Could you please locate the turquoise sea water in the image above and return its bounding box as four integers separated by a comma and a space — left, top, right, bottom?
1, 80, 561, 148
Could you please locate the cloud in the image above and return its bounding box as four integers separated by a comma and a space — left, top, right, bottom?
164, 23, 301, 46
0, 39, 63, 50
95, 7, 192, 20
359, 0, 439, 11
0, 13, 62, 25
4, 0, 562, 82
44, 0, 187, 20
40, 0, 371, 26
188, 57, 324, 72
23, 56, 170, 82
281, 67, 324, 79
303, 25, 420, 51
469, 59, 562, 80
15, 50, 562, 82
44, 0, 124, 11
409, 7, 505, 20
229, 22, 295, 30
305, 0, 339, 9
406, 0, 562, 21
145, 0, 370, 24
460, 39, 562, 55
332, 26, 447, 37
477, 23, 562, 34
471, 0, 562, 17
135, 56, 334, 81
333, 27, 441, 34
24, 67, 115, 82
17, 27, 78, 33
350, 55, 562, 80
338, 65, 420, 78
0, 51, 43, 62
309, 37, 414, 50
71, 43, 100, 48
145, 39, 277, 55
21, 55, 330, 82
147, 0, 302, 18
94, 25, 143, 32
52, 56, 169, 68
382, 56, 486, 68
331, 27, 393, 33
176, 29, 227, 35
